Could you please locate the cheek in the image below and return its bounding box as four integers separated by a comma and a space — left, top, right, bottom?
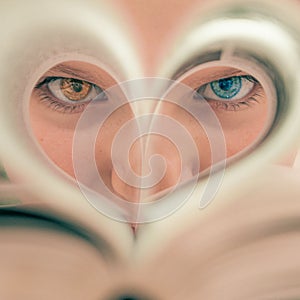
217, 97, 270, 157
158, 102, 213, 172
157, 94, 272, 172
95, 104, 137, 191
29, 102, 77, 177
30, 90, 139, 201
29, 94, 117, 180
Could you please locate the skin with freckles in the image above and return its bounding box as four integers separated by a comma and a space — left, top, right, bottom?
30, 0, 282, 203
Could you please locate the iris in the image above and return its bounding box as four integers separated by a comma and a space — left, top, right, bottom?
210, 76, 242, 99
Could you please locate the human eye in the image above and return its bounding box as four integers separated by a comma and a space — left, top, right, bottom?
194, 75, 263, 111
34, 76, 107, 113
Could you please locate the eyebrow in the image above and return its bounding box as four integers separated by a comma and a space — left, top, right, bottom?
199, 69, 248, 85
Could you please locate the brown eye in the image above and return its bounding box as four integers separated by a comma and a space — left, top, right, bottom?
46, 77, 105, 104
60, 78, 92, 101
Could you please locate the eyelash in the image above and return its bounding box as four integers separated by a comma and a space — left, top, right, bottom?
35, 75, 262, 113
194, 75, 263, 112
34, 77, 105, 114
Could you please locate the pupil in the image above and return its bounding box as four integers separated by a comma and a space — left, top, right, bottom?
218, 78, 233, 91
72, 81, 83, 93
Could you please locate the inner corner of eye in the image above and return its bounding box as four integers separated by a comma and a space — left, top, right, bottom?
193, 86, 206, 99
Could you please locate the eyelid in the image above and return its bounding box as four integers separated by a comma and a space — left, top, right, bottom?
202, 71, 250, 85
35, 76, 97, 89
182, 69, 250, 89
35, 76, 61, 88
196, 74, 257, 91
35, 63, 115, 90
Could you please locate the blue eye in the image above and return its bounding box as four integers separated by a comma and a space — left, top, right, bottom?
210, 77, 241, 99
196, 75, 256, 102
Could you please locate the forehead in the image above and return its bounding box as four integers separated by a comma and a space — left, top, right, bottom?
108, 0, 208, 72
113, 0, 204, 28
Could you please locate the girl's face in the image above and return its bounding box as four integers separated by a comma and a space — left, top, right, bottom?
29, 0, 276, 203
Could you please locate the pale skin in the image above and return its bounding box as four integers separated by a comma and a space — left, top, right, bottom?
30, 0, 292, 203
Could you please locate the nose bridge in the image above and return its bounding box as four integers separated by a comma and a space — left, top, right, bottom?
110, 132, 142, 203
108, 95, 203, 203
110, 133, 185, 203
109, 112, 196, 203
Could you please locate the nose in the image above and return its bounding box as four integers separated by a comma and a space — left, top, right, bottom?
110, 165, 141, 204
140, 134, 183, 199
110, 133, 194, 203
